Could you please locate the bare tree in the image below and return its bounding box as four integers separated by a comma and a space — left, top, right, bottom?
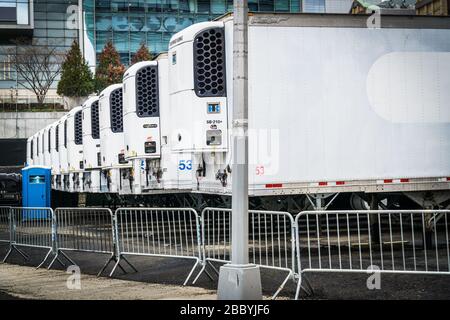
4, 38, 64, 106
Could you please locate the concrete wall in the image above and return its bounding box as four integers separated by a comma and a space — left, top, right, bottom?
0, 112, 66, 139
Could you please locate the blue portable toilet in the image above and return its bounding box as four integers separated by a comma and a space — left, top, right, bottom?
22, 166, 51, 208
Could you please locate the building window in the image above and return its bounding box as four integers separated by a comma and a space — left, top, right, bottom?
1, 55, 13, 80
303, 0, 325, 13
0, 0, 29, 25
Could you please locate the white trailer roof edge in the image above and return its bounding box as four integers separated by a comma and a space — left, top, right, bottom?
215, 12, 450, 30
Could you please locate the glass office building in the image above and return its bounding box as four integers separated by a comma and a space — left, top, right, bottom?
0, 0, 79, 92
81, 0, 352, 67
0, 0, 353, 94
82, 0, 302, 66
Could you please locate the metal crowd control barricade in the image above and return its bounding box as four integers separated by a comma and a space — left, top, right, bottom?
194, 208, 296, 299
2, 207, 55, 268
0, 207, 11, 260
294, 210, 450, 300
112, 208, 202, 285
0, 207, 11, 243
49, 207, 134, 276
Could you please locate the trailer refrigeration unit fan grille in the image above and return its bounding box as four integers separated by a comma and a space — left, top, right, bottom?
64, 120, 67, 148
193, 27, 226, 97
48, 128, 51, 152
136, 65, 159, 117
55, 125, 59, 151
91, 100, 100, 139
75, 110, 83, 145
110, 88, 123, 133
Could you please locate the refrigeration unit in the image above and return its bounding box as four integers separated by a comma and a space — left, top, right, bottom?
169, 21, 231, 195
99, 83, 131, 193
168, 13, 450, 208
66, 106, 84, 192
36, 133, 42, 166
49, 121, 60, 190
39, 130, 46, 166
82, 96, 102, 193
33, 132, 41, 166
43, 124, 52, 168
42, 123, 53, 186
122, 54, 192, 194
58, 115, 70, 192
33, 132, 39, 166
26, 136, 33, 167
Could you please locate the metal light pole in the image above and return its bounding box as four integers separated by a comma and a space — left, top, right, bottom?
217, 0, 262, 300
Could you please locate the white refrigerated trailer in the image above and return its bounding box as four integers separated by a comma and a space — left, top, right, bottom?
33, 131, 41, 166
122, 54, 192, 195
66, 106, 84, 192
57, 115, 69, 192
26, 136, 33, 167
99, 83, 131, 193
168, 13, 450, 209
82, 96, 102, 193
49, 121, 60, 190
42, 125, 52, 168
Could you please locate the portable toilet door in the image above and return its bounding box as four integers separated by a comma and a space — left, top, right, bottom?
22, 166, 51, 208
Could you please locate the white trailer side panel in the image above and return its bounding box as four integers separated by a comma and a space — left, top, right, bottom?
245, 25, 450, 187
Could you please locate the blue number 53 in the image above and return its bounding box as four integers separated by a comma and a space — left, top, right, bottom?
179, 160, 192, 171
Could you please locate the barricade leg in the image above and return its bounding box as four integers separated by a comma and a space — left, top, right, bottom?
109, 254, 138, 278
97, 253, 116, 277
303, 276, 313, 295
47, 250, 73, 270
207, 261, 220, 276
109, 257, 123, 277
2, 244, 29, 263
58, 251, 76, 265
36, 248, 54, 269
294, 273, 314, 300
0, 243, 10, 263
271, 271, 295, 300
192, 263, 215, 284
100, 253, 137, 277
183, 259, 201, 286
294, 276, 302, 300
121, 255, 138, 272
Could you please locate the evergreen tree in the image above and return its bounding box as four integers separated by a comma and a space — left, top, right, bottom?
94, 41, 125, 93
131, 43, 152, 65
57, 40, 94, 97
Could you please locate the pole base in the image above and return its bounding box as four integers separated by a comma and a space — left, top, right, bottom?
217, 264, 262, 300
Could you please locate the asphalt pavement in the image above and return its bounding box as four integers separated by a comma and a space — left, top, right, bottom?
1, 243, 449, 299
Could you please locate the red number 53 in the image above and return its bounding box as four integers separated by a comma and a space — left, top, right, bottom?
256, 165, 264, 176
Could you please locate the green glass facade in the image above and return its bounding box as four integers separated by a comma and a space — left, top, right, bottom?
83, 0, 302, 66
